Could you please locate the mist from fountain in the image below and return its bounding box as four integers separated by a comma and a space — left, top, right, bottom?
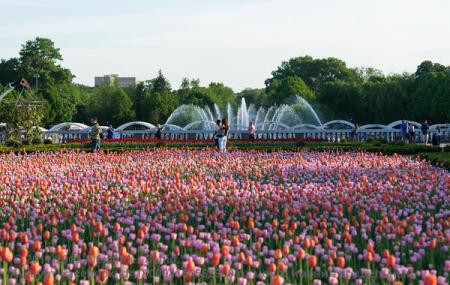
164, 95, 323, 131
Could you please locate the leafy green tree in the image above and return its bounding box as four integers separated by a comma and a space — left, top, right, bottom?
0, 58, 20, 86
134, 82, 146, 121
409, 71, 450, 122
87, 85, 135, 126
236, 88, 269, 107
150, 70, 171, 94
266, 76, 315, 105
207, 82, 236, 109
360, 76, 409, 123
318, 81, 362, 122
144, 90, 179, 124
265, 55, 360, 93
15, 37, 77, 125
415, 60, 447, 77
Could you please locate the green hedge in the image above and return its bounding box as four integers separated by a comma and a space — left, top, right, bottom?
418, 152, 450, 168
0, 141, 446, 156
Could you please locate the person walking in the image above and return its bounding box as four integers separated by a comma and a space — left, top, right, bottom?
214, 120, 222, 150
408, 124, 416, 143
421, 120, 429, 145
401, 121, 408, 143
248, 122, 256, 140
351, 123, 359, 142
218, 118, 229, 153
107, 124, 115, 139
155, 124, 163, 139
89, 117, 101, 153
436, 126, 442, 145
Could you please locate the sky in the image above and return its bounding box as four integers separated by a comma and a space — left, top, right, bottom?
1, 0, 450, 91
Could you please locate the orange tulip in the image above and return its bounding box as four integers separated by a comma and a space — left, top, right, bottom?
2, 247, 13, 263
43, 274, 54, 285
275, 249, 282, 259
89, 246, 100, 258
248, 218, 254, 230
221, 263, 231, 275
366, 242, 374, 253
308, 255, 317, 267
20, 247, 28, 258
221, 245, 230, 258
282, 244, 289, 255
211, 253, 221, 266
200, 243, 209, 254
185, 260, 196, 272
277, 262, 286, 271
30, 261, 41, 274
268, 262, 276, 273
337, 256, 345, 268
150, 250, 160, 261
271, 275, 284, 285
327, 257, 334, 266
246, 255, 253, 266
97, 269, 109, 284
33, 240, 41, 251
297, 248, 306, 259
364, 251, 373, 263
43, 230, 50, 240
387, 255, 396, 268
423, 274, 437, 285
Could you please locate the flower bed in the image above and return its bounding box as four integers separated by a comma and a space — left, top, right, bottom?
0, 149, 448, 284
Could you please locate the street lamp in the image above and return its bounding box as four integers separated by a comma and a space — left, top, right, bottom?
34, 74, 40, 90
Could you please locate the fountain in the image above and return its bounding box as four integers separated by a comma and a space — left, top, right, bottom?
165, 96, 323, 131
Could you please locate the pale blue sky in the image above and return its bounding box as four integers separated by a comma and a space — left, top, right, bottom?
1, 0, 449, 91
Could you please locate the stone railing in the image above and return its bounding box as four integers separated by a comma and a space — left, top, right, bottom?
13, 128, 447, 144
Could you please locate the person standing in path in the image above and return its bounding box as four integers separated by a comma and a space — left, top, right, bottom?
107, 124, 115, 139
155, 124, 163, 139
214, 120, 222, 150
401, 121, 408, 143
248, 122, 256, 140
421, 120, 429, 145
90, 117, 101, 153
218, 118, 229, 153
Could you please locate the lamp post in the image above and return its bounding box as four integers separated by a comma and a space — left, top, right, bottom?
34, 74, 40, 90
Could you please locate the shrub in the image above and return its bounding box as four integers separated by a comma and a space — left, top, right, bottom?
43, 139, 53, 145
155, 142, 167, 148
6, 139, 22, 148
295, 141, 306, 147
22, 139, 30, 146
31, 137, 42, 145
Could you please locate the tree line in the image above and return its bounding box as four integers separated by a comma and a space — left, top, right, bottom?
1, 37, 449, 128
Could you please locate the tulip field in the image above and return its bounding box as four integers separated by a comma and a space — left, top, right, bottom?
0, 149, 449, 285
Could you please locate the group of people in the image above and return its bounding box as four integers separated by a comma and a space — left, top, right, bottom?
400, 120, 417, 144
214, 119, 230, 152
401, 120, 443, 145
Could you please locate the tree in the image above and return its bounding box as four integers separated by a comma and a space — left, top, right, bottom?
0, 89, 44, 142
265, 55, 360, 93
317, 81, 362, 122
150, 70, 171, 94
266, 76, 315, 105
409, 71, 450, 122
236, 88, 269, 107
87, 85, 135, 126
415, 60, 447, 77
16, 37, 76, 125
207, 82, 235, 109
0, 58, 20, 86
134, 82, 146, 121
